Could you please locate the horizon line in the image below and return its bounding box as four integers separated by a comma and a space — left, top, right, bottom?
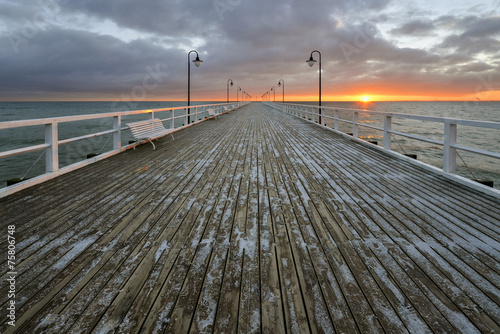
1, 99, 500, 103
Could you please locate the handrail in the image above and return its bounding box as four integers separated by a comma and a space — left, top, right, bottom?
266, 102, 500, 179
0, 102, 248, 196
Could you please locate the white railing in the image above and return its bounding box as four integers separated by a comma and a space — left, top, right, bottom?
266, 102, 500, 180
0, 102, 247, 197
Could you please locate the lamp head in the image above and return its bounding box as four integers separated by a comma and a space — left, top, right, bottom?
307, 56, 316, 67
278, 82, 281, 87
193, 56, 203, 67
230, 82, 233, 87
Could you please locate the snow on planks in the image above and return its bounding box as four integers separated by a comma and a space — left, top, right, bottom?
0, 103, 499, 333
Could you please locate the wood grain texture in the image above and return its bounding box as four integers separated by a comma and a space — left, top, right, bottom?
1, 103, 499, 333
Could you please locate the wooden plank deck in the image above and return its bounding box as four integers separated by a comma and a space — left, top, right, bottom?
0, 103, 499, 333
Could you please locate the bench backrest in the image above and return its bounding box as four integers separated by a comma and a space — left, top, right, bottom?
207, 109, 216, 117
128, 119, 166, 138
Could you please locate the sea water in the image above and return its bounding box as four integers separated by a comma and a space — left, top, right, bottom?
0, 101, 499, 190
305, 101, 500, 190
0, 101, 215, 188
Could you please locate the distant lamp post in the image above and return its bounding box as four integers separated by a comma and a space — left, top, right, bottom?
270, 86, 276, 102
227, 79, 233, 103
188, 50, 203, 124
237, 86, 242, 102
307, 50, 322, 124
278, 79, 285, 103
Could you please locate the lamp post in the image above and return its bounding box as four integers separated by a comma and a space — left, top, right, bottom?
188, 50, 203, 124
237, 86, 242, 102
270, 86, 276, 102
307, 50, 321, 124
227, 79, 233, 103
278, 79, 285, 103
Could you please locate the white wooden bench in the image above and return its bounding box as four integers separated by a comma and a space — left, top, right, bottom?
127, 118, 173, 150
207, 108, 218, 120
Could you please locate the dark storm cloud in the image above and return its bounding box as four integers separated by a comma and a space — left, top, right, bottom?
459, 16, 500, 38
0, 27, 182, 99
437, 34, 500, 55
0, 0, 392, 99
433, 16, 500, 56
0, 2, 38, 22
61, 0, 220, 38
390, 20, 436, 36
0, 0, 498, 100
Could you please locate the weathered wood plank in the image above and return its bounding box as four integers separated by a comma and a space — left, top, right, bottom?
1, 103, 499, 334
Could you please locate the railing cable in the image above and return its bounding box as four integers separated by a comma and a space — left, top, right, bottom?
97, 135, 113, 154
391, 134, 408, 155
22, 150, 45, 180
456, 150, 479, 182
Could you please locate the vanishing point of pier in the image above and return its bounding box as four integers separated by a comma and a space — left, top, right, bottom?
0, 103, 499, 333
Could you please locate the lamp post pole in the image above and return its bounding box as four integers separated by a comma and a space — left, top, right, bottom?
188, 50, 203, 124
227, 79, 233, 103
307, 50, 322, 124
278, 79, 285, 103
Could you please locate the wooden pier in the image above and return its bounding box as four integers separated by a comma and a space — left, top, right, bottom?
1, 103, 499, 333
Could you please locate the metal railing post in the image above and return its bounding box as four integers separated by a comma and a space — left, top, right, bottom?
353, 112, 359, 138
384, 115, 392, 150
444, 122, 457, 173
45, 122, 59, 172
113, 116, 121, 150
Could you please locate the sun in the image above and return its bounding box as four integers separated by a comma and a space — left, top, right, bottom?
361, 95, 370, 102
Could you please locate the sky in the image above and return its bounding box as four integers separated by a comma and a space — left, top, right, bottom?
0, 0, 499, 102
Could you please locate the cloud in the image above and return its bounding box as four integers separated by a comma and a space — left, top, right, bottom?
437, 34, 500, 55
390, 20, 436, 36
434, 17, 500, 56
0, 0, 498, 101
0, 27, 181, 99
460, 16, 500, 38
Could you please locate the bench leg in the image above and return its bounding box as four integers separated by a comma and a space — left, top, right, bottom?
133, 139, 156, 150
148, 139, 156, 150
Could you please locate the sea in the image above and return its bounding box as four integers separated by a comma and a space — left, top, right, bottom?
0, 101, 499, 190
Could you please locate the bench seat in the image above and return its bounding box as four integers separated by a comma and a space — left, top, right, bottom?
207, 108, 219, 119
127, 118, 172, 150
